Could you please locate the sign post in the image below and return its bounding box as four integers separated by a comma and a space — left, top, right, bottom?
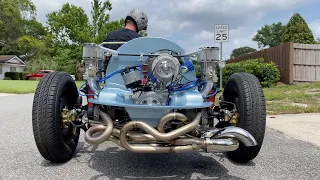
214, 24, 229, 89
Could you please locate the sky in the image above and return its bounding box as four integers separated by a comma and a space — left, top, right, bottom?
31, 0, 320, 60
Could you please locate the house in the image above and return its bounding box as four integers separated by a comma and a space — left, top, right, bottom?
0, 55, 26, 80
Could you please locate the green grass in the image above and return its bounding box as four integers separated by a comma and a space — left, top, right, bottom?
1, 79, 320, 115
0, 80, 85, 94
263, 82, 320, 115
213, 81, 320, 114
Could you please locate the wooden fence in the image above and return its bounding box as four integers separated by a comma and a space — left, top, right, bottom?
293, 43, 320, 82
226, 42, 320, 84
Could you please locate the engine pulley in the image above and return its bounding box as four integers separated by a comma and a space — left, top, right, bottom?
150, 54, 180, 83
134, 91, 168, 105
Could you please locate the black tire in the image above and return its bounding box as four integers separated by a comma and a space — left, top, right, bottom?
222, 72, 266, 163
32, 71, 80, 163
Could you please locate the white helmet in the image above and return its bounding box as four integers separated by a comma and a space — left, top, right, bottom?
125, 9, 148, 32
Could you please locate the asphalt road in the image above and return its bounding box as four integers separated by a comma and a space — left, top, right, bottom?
1, 94, 320, 180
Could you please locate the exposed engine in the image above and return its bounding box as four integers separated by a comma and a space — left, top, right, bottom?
120, 51, 195, 106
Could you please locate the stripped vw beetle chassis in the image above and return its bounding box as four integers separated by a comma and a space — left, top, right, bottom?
32, 37, 266, 163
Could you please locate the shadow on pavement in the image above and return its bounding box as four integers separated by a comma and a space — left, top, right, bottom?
214, 153, 256, 167
74, 142, 246, 180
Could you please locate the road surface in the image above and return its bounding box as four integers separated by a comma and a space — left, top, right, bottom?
0, 94, 319, 180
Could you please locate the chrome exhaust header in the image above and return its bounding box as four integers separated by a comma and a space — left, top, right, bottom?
84, 110, 257, 153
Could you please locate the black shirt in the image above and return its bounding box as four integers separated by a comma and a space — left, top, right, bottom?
103, 28, 142, 50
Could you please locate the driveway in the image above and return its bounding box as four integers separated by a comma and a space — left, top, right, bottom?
267, 113, 320, 147
0, 94, 319, 180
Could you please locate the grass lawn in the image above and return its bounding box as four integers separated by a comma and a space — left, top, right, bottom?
263, 82, 320, 115
0, 79, 319, 115
0, 80, 85, 94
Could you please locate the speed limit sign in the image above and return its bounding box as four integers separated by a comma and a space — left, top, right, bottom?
214, 24, 229, 42
214, 24, 229, 89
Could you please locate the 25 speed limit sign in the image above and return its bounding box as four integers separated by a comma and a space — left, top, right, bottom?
214, 24, 229, 42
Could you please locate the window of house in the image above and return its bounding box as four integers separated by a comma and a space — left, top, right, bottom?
10, 67, 17, 72
0, 65, 2, 74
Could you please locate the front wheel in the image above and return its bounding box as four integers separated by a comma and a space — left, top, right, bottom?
222, 72, 266, 163
32, 71, 80, 163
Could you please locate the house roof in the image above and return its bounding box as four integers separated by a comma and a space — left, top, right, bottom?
0, 55, 26, 66
0, 55, 16, 63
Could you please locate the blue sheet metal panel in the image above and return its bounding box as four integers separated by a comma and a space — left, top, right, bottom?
169, 91, 205, 106
88, 98, 212, 109
104, 37, 188, 86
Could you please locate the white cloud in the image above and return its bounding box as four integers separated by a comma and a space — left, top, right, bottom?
193, 31, 214, 41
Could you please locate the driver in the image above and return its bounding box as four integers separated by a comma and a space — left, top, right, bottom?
80, 9, 148, 98
103, 9, 148, 50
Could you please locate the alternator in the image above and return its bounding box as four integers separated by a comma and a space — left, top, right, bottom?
149, 54, 180, 83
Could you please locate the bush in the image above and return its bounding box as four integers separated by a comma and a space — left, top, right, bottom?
5, 72, 20, 80
20, 72, 30, 80
223, 58, 280, 87
3, 77, 12, 80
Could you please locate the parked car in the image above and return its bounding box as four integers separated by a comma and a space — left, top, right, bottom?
25, 70, 55, 80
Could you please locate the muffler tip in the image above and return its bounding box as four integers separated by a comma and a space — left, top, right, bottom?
204, 138, 239, 153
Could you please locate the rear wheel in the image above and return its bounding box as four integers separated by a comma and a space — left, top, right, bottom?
32, 71, 80, 163
222, 72, 266, 163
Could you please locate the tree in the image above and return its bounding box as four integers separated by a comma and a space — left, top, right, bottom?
90, 0, 125, 43
0, 0, 36, 49
230, 46, 256, 58
252, 22, 285, 49
43, 1, 125, 77
46, 0, 125, 45
52, 46, 81, 74
23, 19, 48, 39
46, 3, 92, 45
282, 13, 316, 44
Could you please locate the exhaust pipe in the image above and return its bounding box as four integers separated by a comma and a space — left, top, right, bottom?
84, 110, 114, 145
204, 138, 239, 152
156, 112, 189, 133
119, 113, 202, 153
84, 110, 257, 154
215, 127, 258, 146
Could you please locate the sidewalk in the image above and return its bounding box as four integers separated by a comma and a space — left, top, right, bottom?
0, 93, 16, 97
267, 113, 320, 147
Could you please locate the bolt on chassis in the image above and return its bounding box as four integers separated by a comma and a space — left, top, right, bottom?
32, 37, 266, 163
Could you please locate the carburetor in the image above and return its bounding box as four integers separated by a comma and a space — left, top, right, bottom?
197, 47, 219, 82
82, 43, 106, 80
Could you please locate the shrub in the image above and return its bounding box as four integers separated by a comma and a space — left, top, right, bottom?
223, 58, 280, 87
3, 77, 11, 80
20, 72, 30, 80
5, 72, 20, 80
